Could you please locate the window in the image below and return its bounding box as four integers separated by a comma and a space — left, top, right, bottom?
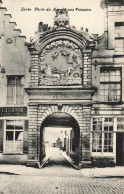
115, 22, 124, 52
92, 118, 113, 153
100, 68, 121, 102
7, 76, 23, 105
115, 22, 124, 35
115, 38, 124, 52
117, 118, 124, 130
5, 120, 23, 153
92, 118, 102, 152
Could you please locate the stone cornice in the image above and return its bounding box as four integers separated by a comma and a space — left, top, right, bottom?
25, 87, 96, 95
100, 0, 124, 8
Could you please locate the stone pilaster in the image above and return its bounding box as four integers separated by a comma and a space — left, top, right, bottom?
83, 50, 92, 87
80, 105, 92, 167
30, 51, 39, 87
28, 105, 38, 160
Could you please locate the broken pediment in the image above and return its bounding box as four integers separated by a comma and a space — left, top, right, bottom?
29, 9, 95, 52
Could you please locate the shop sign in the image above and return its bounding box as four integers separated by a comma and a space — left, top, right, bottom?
0, 107, 27, 117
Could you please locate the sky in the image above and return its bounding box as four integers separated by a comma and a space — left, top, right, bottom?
2, 0, 105, 41
44, 127, 71, 143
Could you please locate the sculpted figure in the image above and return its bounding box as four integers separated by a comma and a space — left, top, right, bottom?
44, 64, 51, 75
41, 64, 60, 78
41, 64, 51, 75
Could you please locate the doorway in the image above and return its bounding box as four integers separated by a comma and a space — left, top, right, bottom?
116, 133, 124, 166
40, 112, 80, 165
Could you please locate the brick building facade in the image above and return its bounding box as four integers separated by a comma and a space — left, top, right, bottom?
0, 0, 124, 167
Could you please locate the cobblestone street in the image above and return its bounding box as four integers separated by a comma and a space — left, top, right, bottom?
0, 148, 124, 194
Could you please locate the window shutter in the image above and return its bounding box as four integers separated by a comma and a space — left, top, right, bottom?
0, 120, 4, 153
23, 120, 28, 153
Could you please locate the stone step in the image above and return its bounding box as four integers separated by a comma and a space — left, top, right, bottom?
81, 161, 92, 168
26, 160, 40, 169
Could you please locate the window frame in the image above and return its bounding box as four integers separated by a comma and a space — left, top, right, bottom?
6, 75, 24, 105
117, 117, 124, 132
4, 119, 24, 154
91, 117, 116, 157
100, 67, 122, 103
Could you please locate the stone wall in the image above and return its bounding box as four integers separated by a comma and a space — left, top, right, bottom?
91, 156, 115, 167
0, 154, 28, 164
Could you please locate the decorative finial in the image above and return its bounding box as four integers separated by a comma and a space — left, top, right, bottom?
54, 8, 70, 28
38, 22, 48, 32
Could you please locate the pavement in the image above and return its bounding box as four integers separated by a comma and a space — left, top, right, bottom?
0, 148, 124, 194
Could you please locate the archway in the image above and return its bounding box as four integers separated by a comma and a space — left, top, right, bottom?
40, 112, 80, 165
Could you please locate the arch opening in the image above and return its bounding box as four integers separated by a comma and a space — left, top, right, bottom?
40, 112, 80, 166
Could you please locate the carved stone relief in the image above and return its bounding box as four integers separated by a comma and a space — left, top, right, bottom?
6, 38, 13, 44
39, 40, 83, 86
54, 8, 69, 28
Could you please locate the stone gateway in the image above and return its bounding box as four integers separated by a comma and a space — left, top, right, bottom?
0, 0, 124, 168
